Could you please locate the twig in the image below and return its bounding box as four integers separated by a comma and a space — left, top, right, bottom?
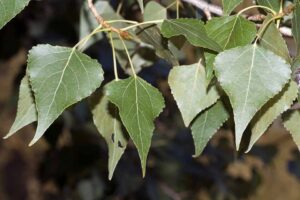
87, 0, 129, 38
181, 0, 293, 37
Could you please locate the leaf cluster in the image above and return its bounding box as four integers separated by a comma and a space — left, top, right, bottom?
2, 0, 300, 179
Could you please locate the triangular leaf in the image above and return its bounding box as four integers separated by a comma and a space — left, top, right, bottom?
283, 110, 300, 150
260, 14, 291, 62
168, 62, 220, 126
205, 15, 256, 79
222, 0, 243, 15
91, 92, 127, 180
105, 77, 165, 176
28, 45, 104, 145
161, 19, 222, 52
0, 0, 30, 30
292, 0, 300, 56
247, 81, 298, 152
214, 44, 291, 149
191, 101, 229, 157
4, 75, 37, 138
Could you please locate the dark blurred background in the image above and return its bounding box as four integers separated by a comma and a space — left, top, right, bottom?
1, 0, 300, 199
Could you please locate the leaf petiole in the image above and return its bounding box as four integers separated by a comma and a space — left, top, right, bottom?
119, 34, 137, 78
109, 32, 119, 81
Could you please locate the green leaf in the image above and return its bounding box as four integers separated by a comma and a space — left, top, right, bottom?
105, 77, 165, 176
283, 110, 300, 150
136, 25, 179, 66
260, 15, 291, 62
191, 101, 229, 157
205, 15, 256, 79
168, 62, 220, 126
137, 0, 144, 13
257, 0, 281, 13
28, 45, 104, 145
4, 75, 37, 138
292, 0, 300, 56
247, 81, 298, 152
0, 0, 30, 30
91, 92, 127, 180
222, 0, 243, 15
161, 19, 222, 52
144, 1, 167, 22
214, 44, 291, 149
206, 16, 256, 50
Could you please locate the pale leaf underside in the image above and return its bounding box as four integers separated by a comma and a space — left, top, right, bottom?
168, 62, 219, 126
91, 94, 127, 180
214, 45, 291, 149
5, 75, 37, 138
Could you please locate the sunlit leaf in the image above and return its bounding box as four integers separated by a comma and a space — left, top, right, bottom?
28, 45, 104, 145
191, 101, 229, 157
168, 62, 219, 126
105, 77, 165, 176
214, 44, 291, 149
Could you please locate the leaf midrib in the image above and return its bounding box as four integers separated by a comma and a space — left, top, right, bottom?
44, 49, 75, 121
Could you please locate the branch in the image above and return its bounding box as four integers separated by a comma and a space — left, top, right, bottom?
87, 0, 129, 38
181, 0, 293, 37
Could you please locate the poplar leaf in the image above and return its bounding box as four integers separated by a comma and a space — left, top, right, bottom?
214, 45, 291, 150
28, 45, 104, 145
257, 0, 281, 13
144, 1, 166, 22
222, 0, 243, 15
191, 101, 229, 157
91, 93, 127, 180
0, 0, 30, 30
283, 110, 300, 150
168, 62, 220, 126
205, 15, 256, 79
247, 81, 298, 152
260, 15, 291, 62
292, 0, 300, 56
4, 75, 37, 138
161, 19, 222, 52
105, 77, 165, 177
